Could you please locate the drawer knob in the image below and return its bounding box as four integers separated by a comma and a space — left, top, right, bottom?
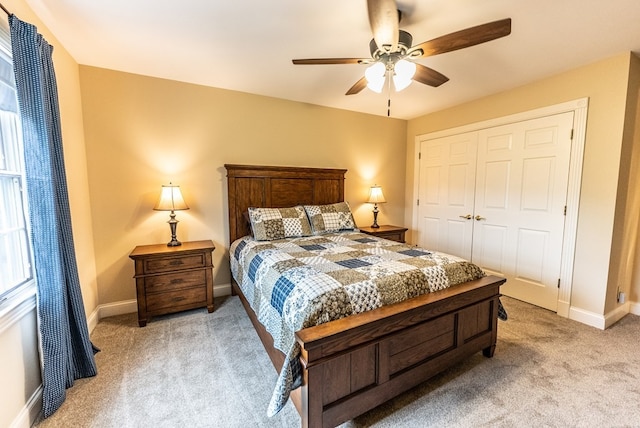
170, 278, 184, 284
169, 260, 184, 266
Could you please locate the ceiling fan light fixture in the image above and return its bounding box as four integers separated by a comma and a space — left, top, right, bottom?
292, 13, 512, 98
365, 62, 386, 93
393, 59, 416, 91
393, 75, 412, 91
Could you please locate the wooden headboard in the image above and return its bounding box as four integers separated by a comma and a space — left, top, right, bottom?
225, 164, 347, 243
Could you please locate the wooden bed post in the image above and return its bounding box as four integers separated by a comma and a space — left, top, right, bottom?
300, 364, 323, 428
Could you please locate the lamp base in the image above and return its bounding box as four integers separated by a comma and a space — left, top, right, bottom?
166, 212, 182, 247
371, 206, 380, 228
167, 238, 182, 247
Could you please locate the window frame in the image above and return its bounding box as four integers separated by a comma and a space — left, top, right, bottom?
0, 18, 36, 324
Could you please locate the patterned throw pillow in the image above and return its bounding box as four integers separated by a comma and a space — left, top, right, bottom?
248, 206, 312, 241
304, 202, 357, 235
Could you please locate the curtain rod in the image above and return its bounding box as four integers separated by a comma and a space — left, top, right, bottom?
0, 3, 10, 16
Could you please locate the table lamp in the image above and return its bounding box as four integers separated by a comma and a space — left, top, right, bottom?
154, 182, 189, 246
367, 185, 386, 228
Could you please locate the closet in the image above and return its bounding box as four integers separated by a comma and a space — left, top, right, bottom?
416, 112, 574, 311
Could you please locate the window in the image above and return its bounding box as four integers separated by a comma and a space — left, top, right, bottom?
0, 19, 32, 304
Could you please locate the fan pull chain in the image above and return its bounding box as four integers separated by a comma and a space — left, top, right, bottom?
387, 71, 392, 117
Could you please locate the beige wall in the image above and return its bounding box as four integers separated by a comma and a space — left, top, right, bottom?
3, 0, 96, 426
623, 56, 640, 306
78, 66, 407, 305
606, 54, 640, 313
50, 21, 99, 319
406, 52, 635, 318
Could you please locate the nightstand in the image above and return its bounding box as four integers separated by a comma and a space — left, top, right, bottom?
129, 240, 215, 327
359, 225, 408, 243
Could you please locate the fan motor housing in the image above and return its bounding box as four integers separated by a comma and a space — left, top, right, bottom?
369, 30, 413, 56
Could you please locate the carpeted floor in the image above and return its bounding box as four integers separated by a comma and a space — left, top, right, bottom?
34, 296, 640, 427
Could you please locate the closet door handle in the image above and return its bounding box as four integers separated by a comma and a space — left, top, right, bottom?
459, 214, 472, 220
475, 215, 486, 221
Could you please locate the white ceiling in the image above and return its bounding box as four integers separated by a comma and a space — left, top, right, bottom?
24, 0, 640, 120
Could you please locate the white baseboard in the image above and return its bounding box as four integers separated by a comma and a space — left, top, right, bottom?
87, 282, 233, 333
215, 282, 232, 297
569, 299, 640, 330
10, 385, 42, 428
87, 305, 100, 334
100, 299, 138, 318
86, 299, 137, 333
604, 302, 631, 328
568, 306, 606, 330
556, 299, 570, 318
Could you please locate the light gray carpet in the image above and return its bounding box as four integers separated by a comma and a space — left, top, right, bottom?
34, 296, 640, 428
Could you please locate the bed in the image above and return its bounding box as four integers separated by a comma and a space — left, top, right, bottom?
225, 164, 506, 428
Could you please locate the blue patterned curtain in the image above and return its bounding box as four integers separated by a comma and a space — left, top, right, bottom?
9, 15, 97, 418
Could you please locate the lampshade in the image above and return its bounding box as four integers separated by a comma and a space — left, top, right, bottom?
154, 183, 189, 212
367, 185, 386, 204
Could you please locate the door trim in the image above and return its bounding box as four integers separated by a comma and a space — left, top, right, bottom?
412, 98, 588, 318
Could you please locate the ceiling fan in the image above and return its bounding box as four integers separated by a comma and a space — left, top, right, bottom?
292, 0, 512, 96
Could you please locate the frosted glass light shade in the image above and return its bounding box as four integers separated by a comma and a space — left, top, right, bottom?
393, 60, 416, 91
365, 60, 416, 93
365, 62, 386, 93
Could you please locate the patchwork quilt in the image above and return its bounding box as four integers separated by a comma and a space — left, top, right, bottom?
230, 231, 497, 416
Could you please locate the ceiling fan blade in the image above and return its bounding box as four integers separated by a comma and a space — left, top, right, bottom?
346, 77, 368, 95
414, 18, 511, 58
292, 58, 370, 65
367, 0, 399, 52
413, 63, 449, 87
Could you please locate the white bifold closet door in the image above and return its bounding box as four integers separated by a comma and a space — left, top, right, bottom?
418, 112, 574, 311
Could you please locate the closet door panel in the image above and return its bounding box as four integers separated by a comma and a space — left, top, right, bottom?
445, 219, 470, 260
481, 160, 510, 209
420, 216, 441, 248
472, 222, 507, 275
418, 132, 477, 260
474, 112, 574, 311
515, 228, 548, 283
521, 157, 555, 212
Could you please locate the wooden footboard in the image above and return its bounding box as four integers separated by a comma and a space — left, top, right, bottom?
233, 275, 504, 428
296, 274, 504, 428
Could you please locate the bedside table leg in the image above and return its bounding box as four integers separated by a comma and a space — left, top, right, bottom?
138, 318, 147, 327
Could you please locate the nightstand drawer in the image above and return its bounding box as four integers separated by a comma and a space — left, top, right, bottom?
143, 253, 206, 274
359, 225, 408, 243
376, 231, 404, 242
145, 270, 206, 293
146, 287, 206, 311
